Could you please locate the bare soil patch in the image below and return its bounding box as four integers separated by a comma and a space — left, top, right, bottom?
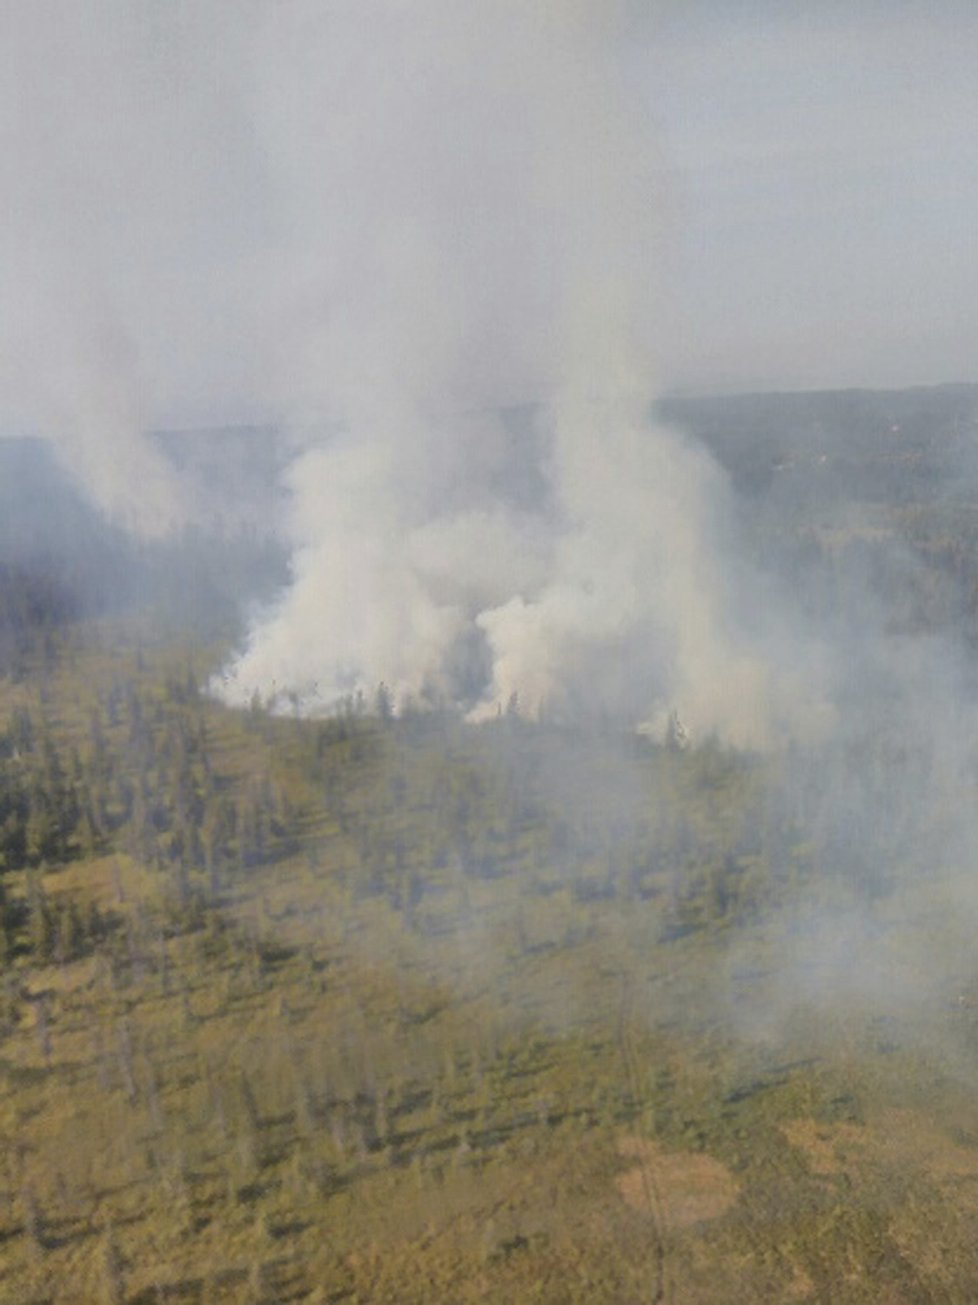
782, 1110, 978, 1185
615, 1136, 739, 1228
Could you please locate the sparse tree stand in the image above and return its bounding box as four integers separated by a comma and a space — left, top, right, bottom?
0, 574, 976, 1299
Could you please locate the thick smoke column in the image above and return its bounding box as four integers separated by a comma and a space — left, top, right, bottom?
0, 0, 828, 738
220, 2, 828, 745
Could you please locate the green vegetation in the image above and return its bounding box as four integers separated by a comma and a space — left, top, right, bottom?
0, 617, 977, 1303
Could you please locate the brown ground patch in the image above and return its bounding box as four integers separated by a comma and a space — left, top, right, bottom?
782, 1109, 978, 1185
779, 1117, 868, 1176
615, 1136, 739, 1228
876, 1108, 978, 1180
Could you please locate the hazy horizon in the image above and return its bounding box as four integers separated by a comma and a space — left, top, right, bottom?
2, 2, 975, 438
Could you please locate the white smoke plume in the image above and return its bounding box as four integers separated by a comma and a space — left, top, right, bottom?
0, 2, 263, 536
217, 1, 830, 746
0, 1, 832, 739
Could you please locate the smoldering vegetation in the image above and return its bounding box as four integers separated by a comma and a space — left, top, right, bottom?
7, 383, 978, 1024
248, 368, 978, 1065
209, 2, 830, 748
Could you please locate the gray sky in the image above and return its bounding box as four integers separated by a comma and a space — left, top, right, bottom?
646, 1, 978, 392
0, 0, 975, 445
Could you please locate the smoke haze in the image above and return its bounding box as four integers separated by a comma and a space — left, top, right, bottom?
5, 2, 966, 755
0, 2, 276, 532
203, 2, 827, 744
0, 0, 973, 761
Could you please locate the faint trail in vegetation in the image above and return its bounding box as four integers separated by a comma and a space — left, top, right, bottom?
617, 973, 670, 1305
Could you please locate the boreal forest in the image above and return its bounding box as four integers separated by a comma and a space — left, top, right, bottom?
3, 387, 978, 1301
